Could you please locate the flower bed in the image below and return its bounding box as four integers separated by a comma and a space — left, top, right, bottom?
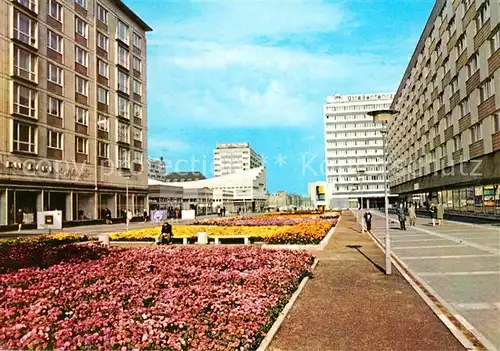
0, 247, 313, 350
109, 220, 337, 244
199, 215, 338, 227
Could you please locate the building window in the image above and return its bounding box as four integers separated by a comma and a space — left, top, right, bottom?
490, 30, 500, 54
75, 0, 86, 9
75, 76, 88, 96
98, 141, 109, 158
450, 77, 458, 95
133, 103, 141, 118
494, 114, 500, 132
443, 57, 450, 72
76, 136, 88, 154
47, 63, 63, 85
13, 46, 37, 82
133, 126, 142, 141
132, 32, 141, 49
47, 96, 62, 117
132, 79, 141, 95
118, 147, 129, 168
133, 150, 143, 164
97, 59, 109, 78
117, 20, 129, 44
454, 134, 462, 151
14, 11, 37, 47
456, 34, 466, 55
75, 46, 88, 66
96, 3, 108, 24
444, 114, 452, 129
97, 32, 109, 51
16, 0, 37, 12
438, 93, 444, 107
470, 123, 483, 143
117, 70, 129, 93
448, 16, 456, 34
13, 121, 36, 153
75, 106, 88, 125
75, 17, 88, 38
476, 1, 490, 33
466, 54, 479, 79
97, 114, 109, 131
47, 30, 62, 53
479, 78, 494, 102
460, 98, 470, 117
48, 130, 63, 149
117, 96, 129, 118
117, 45, 129, 68
48, 0, 62, 21
118, 123, 129, 143
133, 56, 141, 72
97, 86, 108, 104
13, 83, 37, 118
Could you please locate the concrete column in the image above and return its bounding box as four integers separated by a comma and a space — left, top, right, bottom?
131, 194, 136, 215
66, 192, 73, 221
114, 193, 118, 218
367, 199, 370, 210
37, 190, 44, 213
0, 189, 7, 225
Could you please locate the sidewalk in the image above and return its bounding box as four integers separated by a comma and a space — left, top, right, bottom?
269, 212, 464, 351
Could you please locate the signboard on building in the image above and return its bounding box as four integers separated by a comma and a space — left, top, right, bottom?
316, 186, 325, 201
37, 211, 62, 230
150, 210, 167, 223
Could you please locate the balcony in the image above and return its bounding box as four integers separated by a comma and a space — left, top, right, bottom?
478, 96, 496, 121
118, 160, 130, 169
466, 71, 480, 95
492, 131, 500, 152
469, 140, 484, 159
458, 114, 471, 133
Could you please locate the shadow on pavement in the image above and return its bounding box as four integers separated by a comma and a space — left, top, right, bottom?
346, 245, 386, 274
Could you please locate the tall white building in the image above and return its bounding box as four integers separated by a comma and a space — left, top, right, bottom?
324, 93, 396, 209
213, 143, 263, 177
148, 157, 167, 182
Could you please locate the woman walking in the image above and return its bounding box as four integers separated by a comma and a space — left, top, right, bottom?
408, 203, 417, 226
437, 202, 444, 226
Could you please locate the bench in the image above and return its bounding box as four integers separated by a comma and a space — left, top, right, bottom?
210, 236, 251, 245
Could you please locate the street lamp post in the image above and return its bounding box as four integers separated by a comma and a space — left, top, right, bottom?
368, 109, 398, 275
357, 169, 366, 234
123, 173, 132, 231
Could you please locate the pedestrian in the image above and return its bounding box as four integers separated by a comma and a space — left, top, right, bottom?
16, 208, 23, 232
397, 204, 406, 230
363, 211, 372, 232
126, 209, 132, 228
105, 208, 112, 224
408, 203, 416, 226
430, 203, 437, 226
143, 208, 148, 222
437, 202, 444, 226
157, 221, 173, 245
222, 207, 226, 217
218, 207, 222, 217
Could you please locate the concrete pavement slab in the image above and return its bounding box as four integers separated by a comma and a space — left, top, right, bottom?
393, 246, 488, 257
410, 256, 500, 273
457, 309, 500, 350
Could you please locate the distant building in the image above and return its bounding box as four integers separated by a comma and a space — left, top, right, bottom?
213, 143, 263, 177
148, 157, 167, 182
268, 191, 303, 209
308, 182, 328, 210
324, 93, 396, 209
164, 172, 206, 183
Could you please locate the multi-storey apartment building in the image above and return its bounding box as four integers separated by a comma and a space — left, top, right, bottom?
324, 93, 396, 209
0, 0, 152, 225
213, 143, 263, 177
148, 157, 166, 181
388, 0, 500, 216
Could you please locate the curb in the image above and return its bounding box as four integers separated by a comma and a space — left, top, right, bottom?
364, 228, 491, 351
256, 258, 319, 351
261, 216, 341, 251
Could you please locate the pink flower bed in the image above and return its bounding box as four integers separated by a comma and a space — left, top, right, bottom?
0, 246, 313, 350
200, 216, 337, 227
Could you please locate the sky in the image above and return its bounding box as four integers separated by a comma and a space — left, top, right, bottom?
128, 0, 435, 195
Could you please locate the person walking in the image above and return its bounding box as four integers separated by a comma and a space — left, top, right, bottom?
222, 207, 226, 217
430, 203, 437, 226
363, 211, 373, 232
16, 208, 23, 232
437, 202, 444, 226
143, 208, 148, 222
126, 209, 132, 229
408, 203, 417, 226
397, 204, 406, 231
105, 208, 112, 224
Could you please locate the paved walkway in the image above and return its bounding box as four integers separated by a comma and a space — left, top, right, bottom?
269, 212, 464, 351
367, 210, 500, 350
